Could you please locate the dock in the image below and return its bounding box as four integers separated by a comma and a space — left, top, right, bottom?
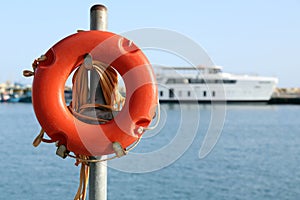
268, 88, 300, 105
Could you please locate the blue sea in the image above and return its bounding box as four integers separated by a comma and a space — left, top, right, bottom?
1, 103, 300, 200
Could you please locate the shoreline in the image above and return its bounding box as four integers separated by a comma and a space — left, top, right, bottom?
1, 83, 299, 104
1, 97, 300, 105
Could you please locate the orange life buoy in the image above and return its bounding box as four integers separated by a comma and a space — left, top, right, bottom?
32, 30, 158, 156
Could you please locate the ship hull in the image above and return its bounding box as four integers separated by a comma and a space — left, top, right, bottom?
157, 71, 278, 102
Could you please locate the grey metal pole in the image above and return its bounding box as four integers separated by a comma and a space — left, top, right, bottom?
90, 5, 107, 105
90, 5, 107, 30
89, 4, 108, 200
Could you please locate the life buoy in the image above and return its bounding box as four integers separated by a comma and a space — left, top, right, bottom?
32, 30, 158, 156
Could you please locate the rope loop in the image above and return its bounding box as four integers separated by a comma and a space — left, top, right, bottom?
23, 55, 47, 77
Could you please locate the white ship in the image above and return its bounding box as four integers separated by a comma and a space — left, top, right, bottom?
156, 65, 278, 102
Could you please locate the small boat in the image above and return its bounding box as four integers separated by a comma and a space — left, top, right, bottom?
0, 93, 10, 102
7, 94, 21, 103
19, 90, 32, 103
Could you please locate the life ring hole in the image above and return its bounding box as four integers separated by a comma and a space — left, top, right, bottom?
65, 60, 126, 125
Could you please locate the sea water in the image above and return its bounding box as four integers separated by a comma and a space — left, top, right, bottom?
0, 103, 300, 200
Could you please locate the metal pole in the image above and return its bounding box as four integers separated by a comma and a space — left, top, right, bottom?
90, 5, 107, 30
90, 5, 107, 105
89, 4, 108, 200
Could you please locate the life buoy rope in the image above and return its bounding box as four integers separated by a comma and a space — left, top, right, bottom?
74, 155, 89, 200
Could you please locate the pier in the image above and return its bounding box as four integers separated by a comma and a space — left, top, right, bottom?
268, 88, 300, 105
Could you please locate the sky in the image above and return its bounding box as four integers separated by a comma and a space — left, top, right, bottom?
0, 0, 299, 87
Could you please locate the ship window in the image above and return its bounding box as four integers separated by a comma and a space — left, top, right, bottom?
166, 78, 188, 84
223, 80, 237, 84
203, 91, 207, 97
202, 79, 222, 84
169, 89, 174, 98
188, 79, 236, 84
188, 78, 205, 84
187, 91, 191, 97
212, 91, 216, 97
208, 68, 222, 74
160, 91, 163, 97
258, 81, 271, 84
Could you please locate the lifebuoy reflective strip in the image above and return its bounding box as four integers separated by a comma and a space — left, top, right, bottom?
32, 30, 158, 156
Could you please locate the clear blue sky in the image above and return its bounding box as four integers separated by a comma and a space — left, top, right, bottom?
0, 0, 299, 87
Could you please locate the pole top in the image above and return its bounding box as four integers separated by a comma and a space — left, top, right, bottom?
90, 4, 108, 31
91, 4, 107, 12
